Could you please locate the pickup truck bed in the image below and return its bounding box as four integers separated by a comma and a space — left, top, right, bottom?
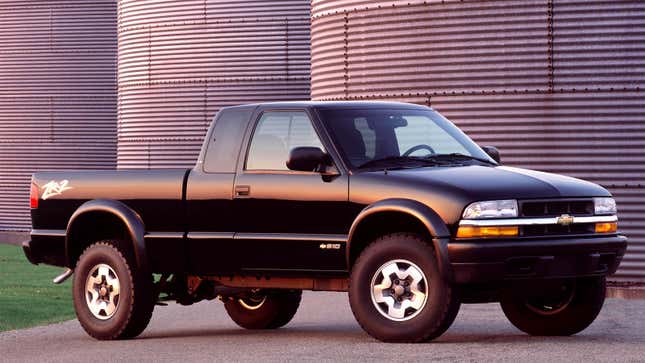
29, 170, 187, 269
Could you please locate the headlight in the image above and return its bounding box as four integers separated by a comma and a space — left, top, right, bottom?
594, 197, 616, 215
462, 200, 518, 219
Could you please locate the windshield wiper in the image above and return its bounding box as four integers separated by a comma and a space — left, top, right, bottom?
425, 153, 497, 165
357, 155, 442, 169
357, 153, 495, 169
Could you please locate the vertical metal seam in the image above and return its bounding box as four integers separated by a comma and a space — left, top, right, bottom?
117, 0, 121, 29
203, 82, 207, 129
118, 91, 122, 148
117, 0, 123, 154
344, 10, 349, 100
147, 27, 152, 87
48, 8, 53, 52
547, 0, 554, 93
285, 17, 290, 78
48, 96, 54, 142
203, 0, 207, 25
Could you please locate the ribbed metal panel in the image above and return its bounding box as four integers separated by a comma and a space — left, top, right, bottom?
311, 0, 645, 281
117, 0, 311, 169
551, 0, 645, 281
0, 1, 117, 230
312, 0, 549, 100
553, 0, 645, 90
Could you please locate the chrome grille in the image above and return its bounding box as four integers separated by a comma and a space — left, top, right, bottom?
520, 199, 594, 217
519, 199, 595, 236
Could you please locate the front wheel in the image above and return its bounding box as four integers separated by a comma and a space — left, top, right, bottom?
224, 289, 302, 329
349, 233, 460, 342
500, 276, 606, 336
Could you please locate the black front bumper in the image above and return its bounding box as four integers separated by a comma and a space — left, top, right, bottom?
448, 234, 627, 284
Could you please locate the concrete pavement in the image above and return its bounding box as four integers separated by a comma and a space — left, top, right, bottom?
1, 292, 644, 362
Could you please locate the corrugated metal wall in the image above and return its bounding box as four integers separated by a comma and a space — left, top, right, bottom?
117, 0, 311, 169
0, 1, 117, 231
311, 0, 645, 281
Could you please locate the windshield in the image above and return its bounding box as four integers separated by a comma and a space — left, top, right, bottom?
318, 108, 495, 169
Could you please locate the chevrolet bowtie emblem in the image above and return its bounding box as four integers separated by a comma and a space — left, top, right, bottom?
557, 214, 574, 226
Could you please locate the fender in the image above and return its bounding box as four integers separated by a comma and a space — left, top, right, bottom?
66, 199, 148, 271
347, 198, 453, 281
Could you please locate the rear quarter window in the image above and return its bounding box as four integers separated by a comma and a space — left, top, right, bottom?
203, 109, 253, 173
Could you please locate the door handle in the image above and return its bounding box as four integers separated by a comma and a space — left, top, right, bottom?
235, 185, 250, 197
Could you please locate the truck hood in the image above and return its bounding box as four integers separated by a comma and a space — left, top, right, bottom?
380, 165, 610, 201
350, 164, 611, 225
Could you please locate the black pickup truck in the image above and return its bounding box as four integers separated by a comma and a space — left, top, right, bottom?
24, 101, 626, 342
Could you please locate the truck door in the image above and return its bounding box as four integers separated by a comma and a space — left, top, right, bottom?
232, 110, 350, 274
185, 107, 252, 274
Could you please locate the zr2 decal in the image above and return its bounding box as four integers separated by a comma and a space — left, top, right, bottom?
41, 180, 72, 200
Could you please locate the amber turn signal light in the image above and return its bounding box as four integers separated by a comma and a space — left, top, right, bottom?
595, 222, 617, 233
456, 225, 519, 238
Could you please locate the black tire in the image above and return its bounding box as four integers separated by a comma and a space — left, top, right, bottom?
500, 276, 606, 336
72, 241, 154, 340
349, 233, 460, 343
224, 290, 302, 329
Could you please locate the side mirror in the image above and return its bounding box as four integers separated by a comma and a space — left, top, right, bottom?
481, 145, 501, 164
287, 147, 330, 172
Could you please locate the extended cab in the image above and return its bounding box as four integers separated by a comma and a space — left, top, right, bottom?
24, 102, 627, 342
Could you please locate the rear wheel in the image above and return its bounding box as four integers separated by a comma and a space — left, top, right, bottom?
224, 289, 302, 329
349, 233, 460, 342
500, 276, 606, 336
72, 241, 154, 340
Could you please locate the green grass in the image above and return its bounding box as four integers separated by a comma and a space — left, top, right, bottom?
0, 244, 75, 332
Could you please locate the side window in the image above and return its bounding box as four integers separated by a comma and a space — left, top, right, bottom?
246, 111, 324, 171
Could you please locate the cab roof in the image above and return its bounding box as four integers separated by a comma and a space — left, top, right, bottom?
221, 101, 431, 112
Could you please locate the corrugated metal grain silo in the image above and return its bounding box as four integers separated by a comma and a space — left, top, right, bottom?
117, 0, 311, 169
311, 0, 645, 281
0, 1, 117, 231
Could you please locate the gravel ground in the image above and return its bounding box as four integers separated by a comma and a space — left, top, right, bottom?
1, 292, 644, 363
